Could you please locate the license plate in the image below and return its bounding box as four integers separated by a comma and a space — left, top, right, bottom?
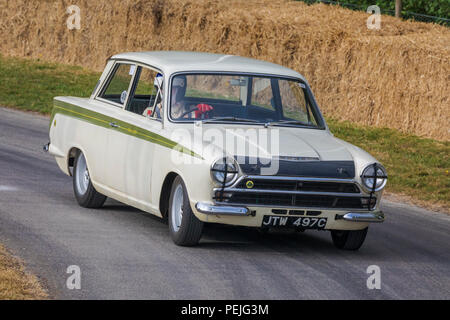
262, 215, 327, 229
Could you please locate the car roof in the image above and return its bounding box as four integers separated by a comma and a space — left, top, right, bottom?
110, 51, 306, 81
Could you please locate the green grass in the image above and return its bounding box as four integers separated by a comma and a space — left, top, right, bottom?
0, 55, 448, 209
0, 55, 100, 113
328, 119, 449, 208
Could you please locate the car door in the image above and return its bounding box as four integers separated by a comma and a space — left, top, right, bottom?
120, 65, 162, 207
94, 61, 136, 194
105, 64, 162, 209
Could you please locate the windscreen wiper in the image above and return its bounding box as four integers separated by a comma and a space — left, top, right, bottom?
201, 117, 261, 124
264, 120, 316, 128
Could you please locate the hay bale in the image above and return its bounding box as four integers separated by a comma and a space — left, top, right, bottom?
0, 0, 448, 140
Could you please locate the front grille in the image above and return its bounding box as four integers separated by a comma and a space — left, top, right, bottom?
236, 179, 360, 193
214, 177, 375, 210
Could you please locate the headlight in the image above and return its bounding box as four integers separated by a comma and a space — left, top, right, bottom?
211, 157, 239, 186
361, 164, 387, 192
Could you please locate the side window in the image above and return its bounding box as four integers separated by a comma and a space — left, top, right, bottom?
99, 63, 135, 106
127, 67, 161, 118
279, 80, 317, 126
251, 78, 275, 111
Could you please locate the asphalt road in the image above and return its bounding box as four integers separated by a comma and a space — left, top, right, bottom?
0, 107, 449, 300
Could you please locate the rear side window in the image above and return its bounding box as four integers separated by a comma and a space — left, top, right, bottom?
99, 63, 135, 106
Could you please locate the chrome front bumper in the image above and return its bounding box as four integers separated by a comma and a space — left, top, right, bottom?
196, 202, 384, 223
195, 202, 250, 216
338, 211, 385, 223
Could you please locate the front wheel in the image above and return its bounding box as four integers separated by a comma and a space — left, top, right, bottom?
73, 151, 106, 208
168, 176, 204, 246
330, 227, 368, 250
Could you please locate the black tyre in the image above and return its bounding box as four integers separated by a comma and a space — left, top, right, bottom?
73, 151, 106, 208
331, 227, 368, 250
168, 176, 204, 246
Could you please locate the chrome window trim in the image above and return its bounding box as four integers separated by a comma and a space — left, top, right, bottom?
104, 59, 167, 124
95, 96, 126, 109
95, 61, 137, 110
125, 63, 165, 120
167, 71, 327, 129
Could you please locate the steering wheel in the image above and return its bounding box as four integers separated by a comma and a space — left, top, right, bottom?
179, 107, 198, 119
179, 104, 213, 119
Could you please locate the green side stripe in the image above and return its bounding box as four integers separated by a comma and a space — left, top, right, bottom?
51, 100, 202, 159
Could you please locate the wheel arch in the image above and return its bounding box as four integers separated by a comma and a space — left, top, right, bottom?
159, 172, 179, 219
67, 147, 81, 176
66, 145, 90, 177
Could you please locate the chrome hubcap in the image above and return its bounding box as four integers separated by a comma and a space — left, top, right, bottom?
75, 153, 89, 195
171, 184, 184, 232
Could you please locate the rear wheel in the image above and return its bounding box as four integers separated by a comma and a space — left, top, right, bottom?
73, 151, 106, 208
168, 176, 203, 246
331, 227, 368, 250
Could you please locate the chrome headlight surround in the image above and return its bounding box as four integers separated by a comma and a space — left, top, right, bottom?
360, 163, 387, 192
210, 157, 239, 187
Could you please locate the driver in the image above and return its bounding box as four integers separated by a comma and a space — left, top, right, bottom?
171, 76, 213, 119
171, 76, 187, 119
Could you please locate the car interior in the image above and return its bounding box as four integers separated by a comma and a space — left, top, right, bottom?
127, 94, 158, 115
179, 96, 280, 121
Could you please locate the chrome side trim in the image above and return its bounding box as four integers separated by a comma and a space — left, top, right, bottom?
340, 211, 384, 223
215, 188, 362, 197
195, 202, 250, 216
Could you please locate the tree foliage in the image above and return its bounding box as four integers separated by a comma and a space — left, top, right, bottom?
336, 0, 449, 18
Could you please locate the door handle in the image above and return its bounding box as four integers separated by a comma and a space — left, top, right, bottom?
109, 122, 120, 128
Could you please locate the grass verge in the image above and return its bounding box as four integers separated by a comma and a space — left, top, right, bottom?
0, 55, 99, 113
328, 119, 449, 211
0, 244, 47, 299
0, 55, 448, 211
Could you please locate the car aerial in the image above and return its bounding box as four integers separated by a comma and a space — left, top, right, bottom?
46, 51, 387, 250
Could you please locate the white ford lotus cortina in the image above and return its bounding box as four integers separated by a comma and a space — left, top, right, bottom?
47, 51, 387, 249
